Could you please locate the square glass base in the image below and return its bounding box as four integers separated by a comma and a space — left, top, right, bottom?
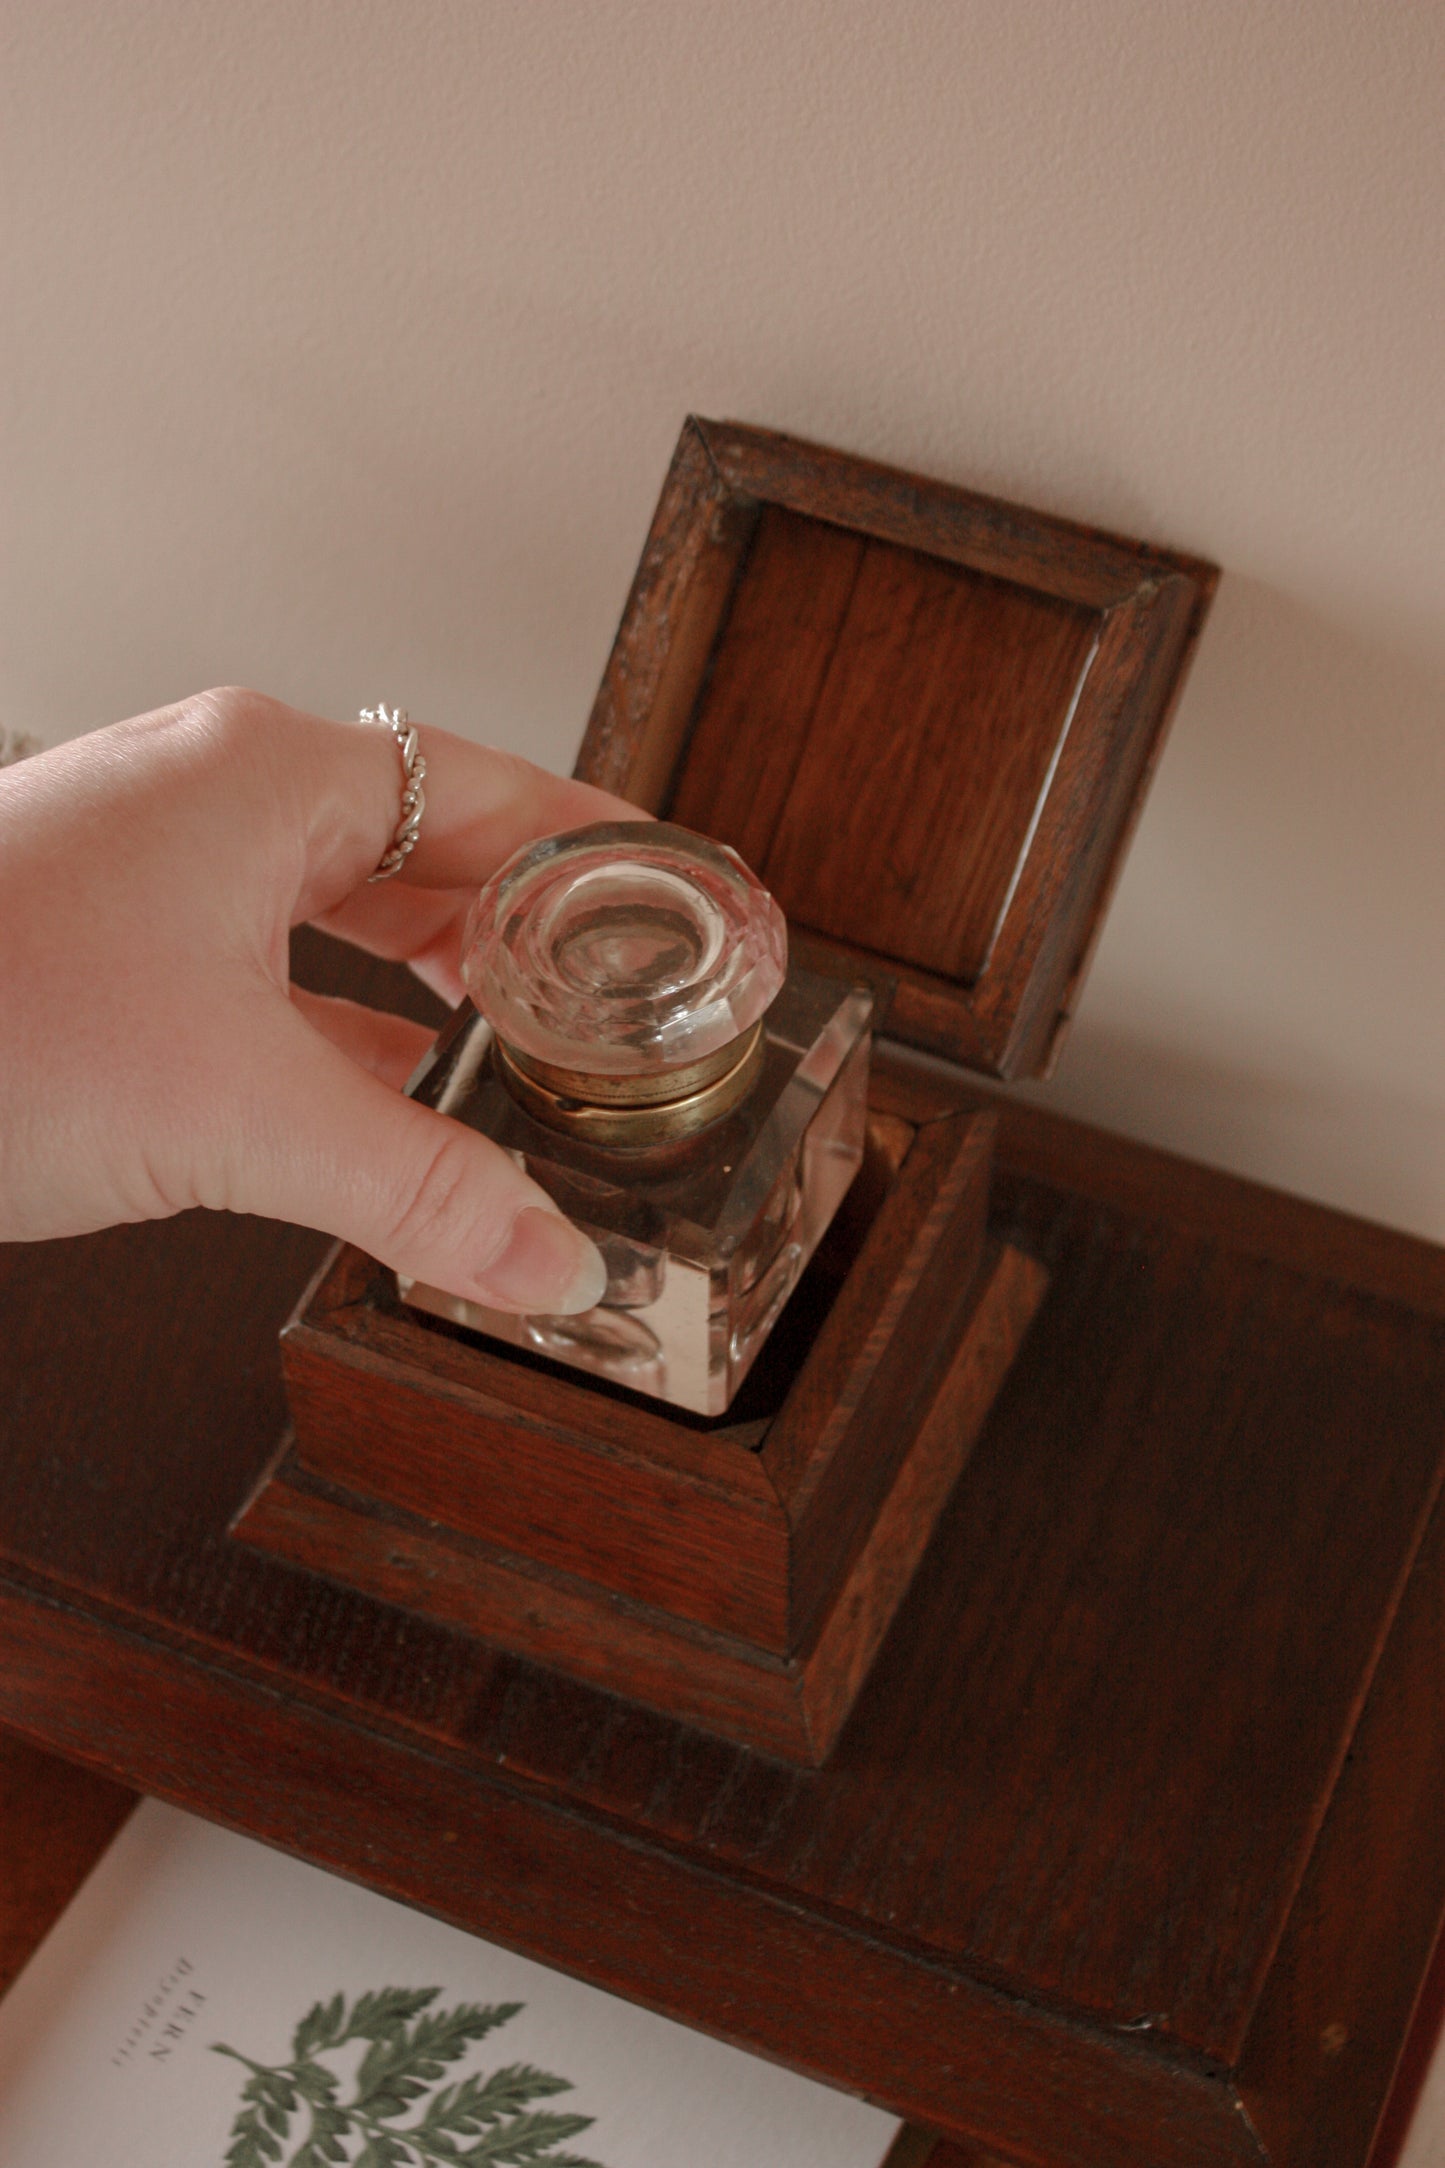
401, 969, 872, 1415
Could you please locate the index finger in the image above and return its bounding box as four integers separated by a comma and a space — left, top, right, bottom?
292, 710, 649, 924
386, 728, 646, 888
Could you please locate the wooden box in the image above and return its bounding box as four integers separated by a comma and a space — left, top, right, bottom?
234, 418, 1215, 1763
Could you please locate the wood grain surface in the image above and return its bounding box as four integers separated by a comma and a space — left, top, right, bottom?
271, 1100, 999, 1659
578, 418, 1217, 1077
679, 508, 1100, 984
0, 929, 1442, 2164
237, 1227, 1044, 1761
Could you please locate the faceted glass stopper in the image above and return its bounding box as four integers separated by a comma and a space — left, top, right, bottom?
461, 821, 788, 1080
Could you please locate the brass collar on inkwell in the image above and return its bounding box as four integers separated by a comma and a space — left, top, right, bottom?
462, 821, 786, 1149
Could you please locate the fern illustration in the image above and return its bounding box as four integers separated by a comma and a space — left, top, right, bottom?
213, 1987, 607, 2166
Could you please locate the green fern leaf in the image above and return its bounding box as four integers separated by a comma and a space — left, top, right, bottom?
223, 2102, 281, 2167
419, 2064, 571, 2137
461, 2107, 596, 2163
355, 2003, 525, 2116
354, 2142, 413, 2168
218, 1987, 608, 2168
294, 2061, 341, 2105
293, 2098, 354, 2164
346, 1988, 443, 2043
223, 2107, 281, 2159
221, 2128, 265, 2168
293, 1992, 347, 2060
292, 2136, 349, 2167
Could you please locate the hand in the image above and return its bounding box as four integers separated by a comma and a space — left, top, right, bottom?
0, 687, 641, 1314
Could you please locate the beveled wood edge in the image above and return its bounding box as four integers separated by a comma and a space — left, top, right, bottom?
946, 1073, 1445, 1324
779, 1112, 994, 1646
1233, 1481, 1445, 2163
1220, 1411, 1445, 2072
970, 575, 1200, 1076
232, 1454, 822, 1760
0, 1576, 1267, 2168
760, 1108, 993, 1510
923, 2150, 1016, 2168
575, 419, 756, 804
861, 1051, 1445, 1324
796, 1239, 1049, 1754
241, 1238, 1045, 1763
285, 1257, 783, 1508
1366, 1916, 1445, 2168
280, 1325, 794, 1646
284, 1304, 782, 1510
693, 416, 1220, 613
1036, 562, 1220, 1081
575, 414, 1219, 1081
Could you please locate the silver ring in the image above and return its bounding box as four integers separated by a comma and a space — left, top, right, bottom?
363, 704, 426, 882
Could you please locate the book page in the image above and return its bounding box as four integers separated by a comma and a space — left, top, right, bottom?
0, 1799, 902, 2167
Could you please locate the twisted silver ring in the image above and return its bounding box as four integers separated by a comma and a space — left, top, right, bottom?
363, 704, 426, 882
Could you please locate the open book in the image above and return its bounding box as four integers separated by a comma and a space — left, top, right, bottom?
0, 1799, 905, 2167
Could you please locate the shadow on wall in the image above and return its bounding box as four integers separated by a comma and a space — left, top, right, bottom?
1021, 570, 1445, 1242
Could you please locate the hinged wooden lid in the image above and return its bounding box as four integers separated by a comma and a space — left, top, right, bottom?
575, 417, 1217, 1079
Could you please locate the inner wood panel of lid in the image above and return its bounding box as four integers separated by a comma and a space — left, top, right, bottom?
670, 505, 1100, 987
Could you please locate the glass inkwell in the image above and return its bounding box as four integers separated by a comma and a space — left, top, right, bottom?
400, 822, 873, 1415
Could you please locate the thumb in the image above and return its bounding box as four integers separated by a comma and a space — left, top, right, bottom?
223, 1001, 607, 1315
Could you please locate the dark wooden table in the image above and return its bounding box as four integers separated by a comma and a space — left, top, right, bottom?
2, 932, 1443, 2168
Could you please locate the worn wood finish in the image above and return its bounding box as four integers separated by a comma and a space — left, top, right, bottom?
235, 1235, 1041, 1763
667, 506, 867, 868
701, 421, 1208, 612
0, 1577, 1265, 2168
279, 1100, 995, 1651
242, 1099, 1048, 1760
677, 511, 1100, 986
0, 929, 1442, 2162
1234, 1444, 1445, 2166
0, 1729, 135, 1997
921, 1467, 1445, 2168
578, 417, 1217, 1077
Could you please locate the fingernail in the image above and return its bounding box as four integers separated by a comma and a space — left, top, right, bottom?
475, 1206, 607, 1315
